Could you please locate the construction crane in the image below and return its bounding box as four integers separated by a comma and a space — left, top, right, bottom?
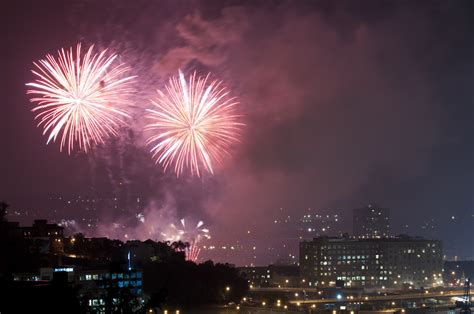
455, 277, 472, 314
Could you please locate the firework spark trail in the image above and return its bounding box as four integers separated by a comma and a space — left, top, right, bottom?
185, 241, 201, 263
146, 70, 243, 177
162, 219, 210, 262
26, 43, 135, 153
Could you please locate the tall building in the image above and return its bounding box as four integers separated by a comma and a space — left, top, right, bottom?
299, 235, 443, 288
353, 204, 390, 238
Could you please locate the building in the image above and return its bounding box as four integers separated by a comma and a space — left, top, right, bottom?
238, 266, 271, 287
443, 260, 474, 286
22, 219, 64, 238
300, 235, 443, 288
238, 264, 300, 287
76, 267, 144, 312
13, 266, 145, 312
353, 204, 390, 238
22, 219, 64, 254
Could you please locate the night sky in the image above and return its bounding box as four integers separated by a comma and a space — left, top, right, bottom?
1, 0, 473, 265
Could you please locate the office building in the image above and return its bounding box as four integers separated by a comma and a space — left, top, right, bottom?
300, 235, 443, 288
13, 266, 144, 312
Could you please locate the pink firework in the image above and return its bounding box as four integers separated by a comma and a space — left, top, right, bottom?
26, 43, 135, 153
162, 219, 210, 262
185, 241, 201, 263
146, 70, 243, 177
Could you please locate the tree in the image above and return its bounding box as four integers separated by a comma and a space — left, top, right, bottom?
0, 201, 9, 222
170, 241, 187, 252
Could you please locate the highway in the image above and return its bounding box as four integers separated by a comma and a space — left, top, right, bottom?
287, 289, 465, 304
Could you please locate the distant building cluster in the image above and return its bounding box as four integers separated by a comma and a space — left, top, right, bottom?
239, 203, 445, 290
238, 264, 300, 288
0, 217, 147, 312
298, 204, 443, 289
1, 213, 250, 313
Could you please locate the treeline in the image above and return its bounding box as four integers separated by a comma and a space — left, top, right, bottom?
145, 260, 248, 308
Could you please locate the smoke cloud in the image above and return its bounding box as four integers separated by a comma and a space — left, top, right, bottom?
77, 2, 443, 261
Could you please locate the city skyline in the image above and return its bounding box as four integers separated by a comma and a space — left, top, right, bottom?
1, 0, 473, 267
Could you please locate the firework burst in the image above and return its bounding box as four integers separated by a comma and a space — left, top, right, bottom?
26, 43, 135, 153
146, 70, 243, 177
162, 219, 211, 262
185, 241, 201, 263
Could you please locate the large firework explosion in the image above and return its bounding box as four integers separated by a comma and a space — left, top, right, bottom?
26, 43, 135, 153
146, 70, 243, 177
